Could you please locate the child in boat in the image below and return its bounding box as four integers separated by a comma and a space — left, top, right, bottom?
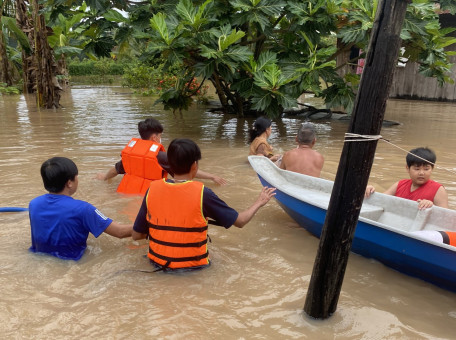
132, 138, 276, 271
279, 122, 324, 177
96, 118, 226, 195
248, 116, 281, 162
29, 157, 133, 260
365, 147, 449, 209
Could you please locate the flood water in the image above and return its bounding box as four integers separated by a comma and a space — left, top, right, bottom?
0, 86, 455, 339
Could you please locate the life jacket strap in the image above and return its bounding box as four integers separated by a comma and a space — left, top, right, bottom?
148, 223, 208, 233
149, 246, 209, 263
153, 260, 171, 272
149, 236, 208, 248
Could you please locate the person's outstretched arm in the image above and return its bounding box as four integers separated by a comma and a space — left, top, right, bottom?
96, 166, 118, 181
195, 169, 227, 186
104, 222, 133, 238
233, 187, 276, 228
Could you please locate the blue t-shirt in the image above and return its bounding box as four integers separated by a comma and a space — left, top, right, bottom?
133, 183, 239, 234
29, 194, 113, 260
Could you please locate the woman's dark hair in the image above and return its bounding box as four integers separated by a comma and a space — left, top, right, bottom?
167, 139, 202, 175
40, 157, 78, 193
248, 116, 272, 143
138, 118, 164, 140
406, 147, 436, 168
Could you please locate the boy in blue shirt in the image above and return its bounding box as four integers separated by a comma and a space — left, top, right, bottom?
29, 157, 133, 260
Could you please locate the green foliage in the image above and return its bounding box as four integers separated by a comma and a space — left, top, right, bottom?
1, 16, 31, 54
28, 0, 456, 116
0, 82, 21, 95
122, 63, 159, 89
122, 62, 210, 106
68, 58, 126, 76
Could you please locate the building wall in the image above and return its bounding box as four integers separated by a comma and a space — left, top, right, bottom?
389, 13, 456, 101
389, 45, 456, 101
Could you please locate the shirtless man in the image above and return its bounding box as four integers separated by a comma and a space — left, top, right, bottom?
279, 122, 324, 177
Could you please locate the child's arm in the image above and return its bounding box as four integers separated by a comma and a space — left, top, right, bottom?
233, 187, 276, 228
383, 182, 399, 196
104, 222, 133, 238
195, 169, 227, 185
96, 166, 118, 181
433, 186, 449, 209
365, 181, 398, 198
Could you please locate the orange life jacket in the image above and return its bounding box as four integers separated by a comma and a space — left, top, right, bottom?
117, 138, 167, 195
145, 179, 209, 269
441, 231, 456, 246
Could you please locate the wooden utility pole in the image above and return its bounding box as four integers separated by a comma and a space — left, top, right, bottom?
304, 0, 409, 319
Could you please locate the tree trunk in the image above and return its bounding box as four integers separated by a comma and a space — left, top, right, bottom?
16, 0, 32, 93
304, 0, 409, 319
31, 0, 60, 108
0, 1, 12, 86
0, 30, 12, 86
15, 0, 60, 107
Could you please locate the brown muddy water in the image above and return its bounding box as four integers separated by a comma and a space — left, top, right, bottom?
0, 86, 455, 339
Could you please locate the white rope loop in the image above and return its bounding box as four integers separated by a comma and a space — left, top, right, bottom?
343, 133, 456, 176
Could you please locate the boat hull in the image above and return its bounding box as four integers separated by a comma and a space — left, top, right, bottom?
257, 174, 456, 292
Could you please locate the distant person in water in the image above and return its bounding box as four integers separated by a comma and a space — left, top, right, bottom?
365, 147, 448, 209
96, 118, 226, 195
29, 157, 133, 261
248, 116, 281, 162
279, 122, 324, 177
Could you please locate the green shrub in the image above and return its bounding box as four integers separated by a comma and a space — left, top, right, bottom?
0, 82, 21, 94
122, 63, 159, 89
68, 58, 128, 76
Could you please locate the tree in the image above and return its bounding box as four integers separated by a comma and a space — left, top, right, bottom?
15, 0, 61, 108
127, 0, 456, 117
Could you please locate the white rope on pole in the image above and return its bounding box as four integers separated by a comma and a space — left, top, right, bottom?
343, 133, 456, 176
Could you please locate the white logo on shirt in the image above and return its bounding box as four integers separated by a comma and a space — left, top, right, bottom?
150, 144, 159, 152
128, 140, 137, 147
95, 209, 108, 220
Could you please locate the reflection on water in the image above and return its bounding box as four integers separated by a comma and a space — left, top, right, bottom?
0, 87, 455, 339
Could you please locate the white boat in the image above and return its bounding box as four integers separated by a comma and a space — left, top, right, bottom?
248, 155, 456, 292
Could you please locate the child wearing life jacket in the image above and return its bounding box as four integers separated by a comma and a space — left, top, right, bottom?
29, 157, 132, 260
365, 147, 449, 210
132, 138, 276, 271
96, 118, 226, 195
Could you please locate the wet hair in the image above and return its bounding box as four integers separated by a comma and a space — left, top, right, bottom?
406, 147, 436, 168
138, 118, 164, 140
297, 122, 316, 145
40, 157, 78, 193
167, 138, 202, 175
248, 117, 272, 143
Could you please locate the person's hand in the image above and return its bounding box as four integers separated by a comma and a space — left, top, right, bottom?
270, 154, 282, 162
211, 175, 227, 186
417, 199, 433, 210
95, 172, 107, 181
274, 155, 283, 167
365, 185, 375, 198
256, 186, 276, 207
